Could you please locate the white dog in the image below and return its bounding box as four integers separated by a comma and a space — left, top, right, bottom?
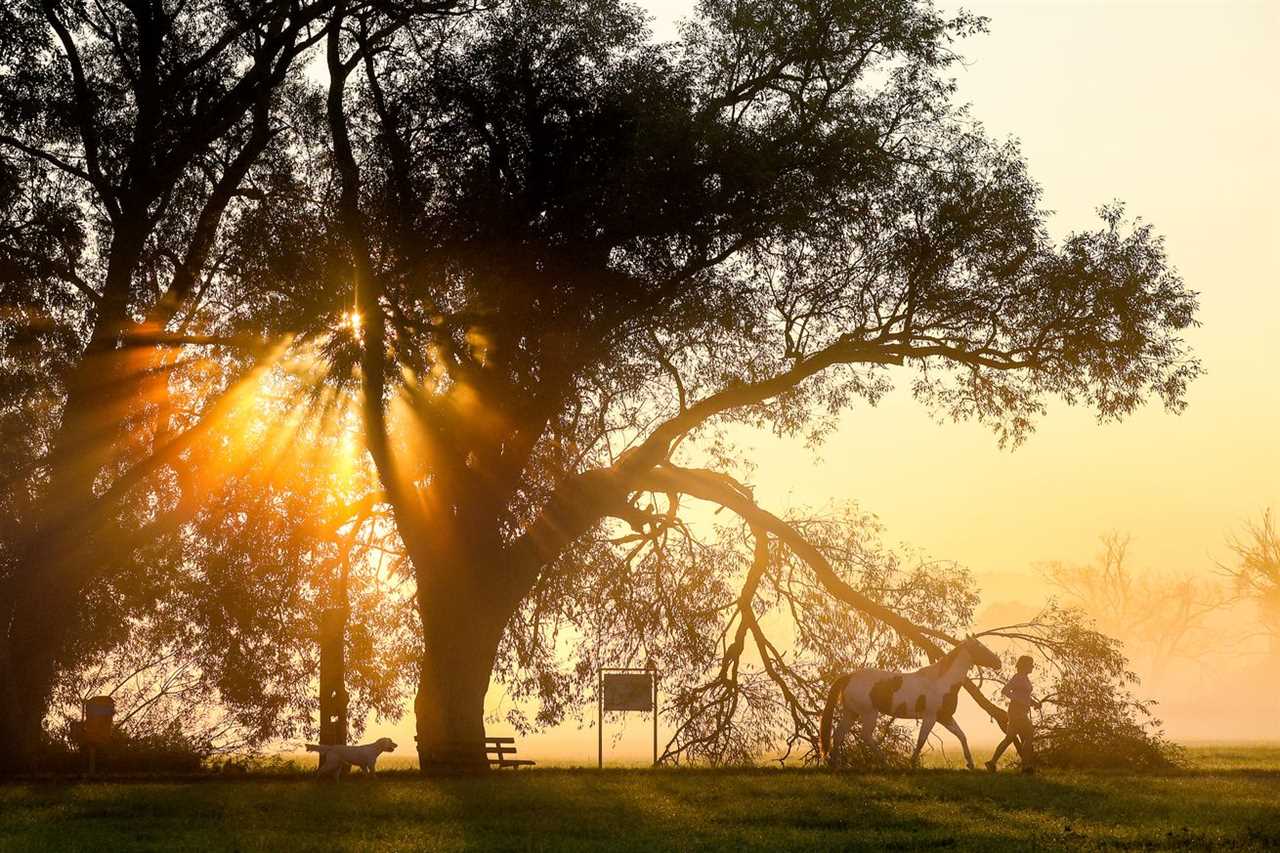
305, 737, 398, 780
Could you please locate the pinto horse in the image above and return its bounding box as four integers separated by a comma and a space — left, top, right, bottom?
819, 636, 1002, 769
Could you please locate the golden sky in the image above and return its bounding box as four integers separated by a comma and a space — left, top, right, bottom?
383, 1, 1280, 759
676, 0, 1280, 588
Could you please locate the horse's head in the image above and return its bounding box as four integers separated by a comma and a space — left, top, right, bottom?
964, 635, 1002, 670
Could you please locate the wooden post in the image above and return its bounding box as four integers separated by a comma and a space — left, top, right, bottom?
597, 669, 603, 769
651, 670, 658, 767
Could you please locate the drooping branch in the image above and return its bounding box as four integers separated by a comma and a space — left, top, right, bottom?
0, 135, 94, 185
629, 464, 1009, 729
656, 524, 770, 763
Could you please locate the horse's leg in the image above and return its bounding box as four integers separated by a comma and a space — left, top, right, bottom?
830, 707, 852, 765
911, 714, 936, 768
939, 717, 975, 770
859, 711, 878, 747
859, 711, 886, 763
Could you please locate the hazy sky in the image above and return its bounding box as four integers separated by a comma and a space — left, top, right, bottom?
645, 0, 1280, 584
386, 1, 1279, 758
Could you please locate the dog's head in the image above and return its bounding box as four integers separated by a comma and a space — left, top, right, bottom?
377, 737, 398, 752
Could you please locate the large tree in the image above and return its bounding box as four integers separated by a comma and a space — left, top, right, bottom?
311, 0, 1199, 766
1, 0, 1200, 772
0, 0, 343, 770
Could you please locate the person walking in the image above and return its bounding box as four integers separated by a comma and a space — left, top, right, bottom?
986, 654, 1041, 773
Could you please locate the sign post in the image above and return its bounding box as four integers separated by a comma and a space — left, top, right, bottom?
598, 664, 658, 767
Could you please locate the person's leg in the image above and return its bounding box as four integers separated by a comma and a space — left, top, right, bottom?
1007, 711, 1034, 770
987, 732, 1015, 770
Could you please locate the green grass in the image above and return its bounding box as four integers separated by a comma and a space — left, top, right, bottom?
2, 746, 1278, 851
1181, 742, 1280, 771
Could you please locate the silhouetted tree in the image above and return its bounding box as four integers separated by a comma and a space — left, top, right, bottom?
312, 0, 1200, 766
981, 607, 1183, 771
1042, 534, 1230, 680
1226, 510, 1280, 655
45, 387, 419, 762
1, 0, 1202, 772
0, 0, 347, 770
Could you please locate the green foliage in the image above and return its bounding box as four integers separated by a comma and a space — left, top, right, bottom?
1035, 671, 1184, 771
986, 607, 1184, 772
39, 724, 209, 775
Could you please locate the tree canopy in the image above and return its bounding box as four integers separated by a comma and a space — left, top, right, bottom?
0, 0, 1200, 770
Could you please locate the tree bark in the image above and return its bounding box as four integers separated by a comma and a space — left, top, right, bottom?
318, 606, 349, 749
0, 334, 132, 772
0, 643, 54, 773
412, 556, 513, 773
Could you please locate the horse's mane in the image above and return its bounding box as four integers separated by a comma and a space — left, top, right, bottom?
932, 639, 969, 671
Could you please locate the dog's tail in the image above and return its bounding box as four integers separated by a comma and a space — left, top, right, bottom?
818, 673, 853, 764
304, 743, 329, 753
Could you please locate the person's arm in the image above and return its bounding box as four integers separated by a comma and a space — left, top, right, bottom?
1026, 677, 1043, 709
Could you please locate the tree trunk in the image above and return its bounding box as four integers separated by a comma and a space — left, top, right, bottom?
318, 606, 349, 749
0, 434, 104, 773
0, 242, 140, 773
0, 643, 55, 774
413, 562, 514, 773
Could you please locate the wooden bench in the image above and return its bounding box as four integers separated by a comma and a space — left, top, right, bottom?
484, 736, 535, 769
417, 735, 535, 772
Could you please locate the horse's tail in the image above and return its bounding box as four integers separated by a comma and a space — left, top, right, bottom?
818, 673, 853, 763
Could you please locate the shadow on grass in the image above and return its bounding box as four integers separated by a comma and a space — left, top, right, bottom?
2, 768, 1279, 852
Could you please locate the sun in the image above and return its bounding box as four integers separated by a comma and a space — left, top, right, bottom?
344, 310, 363, 343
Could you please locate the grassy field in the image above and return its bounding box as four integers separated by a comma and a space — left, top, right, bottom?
2, 745, 1277, 851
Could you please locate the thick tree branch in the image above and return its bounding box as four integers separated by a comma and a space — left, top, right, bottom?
631, 464, 1009, 729
621, 336, 903, 473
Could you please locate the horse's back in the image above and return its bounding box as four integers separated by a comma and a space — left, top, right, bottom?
842, 668, 900, 714
845, 668, 943, 718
